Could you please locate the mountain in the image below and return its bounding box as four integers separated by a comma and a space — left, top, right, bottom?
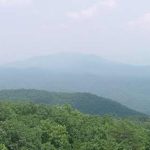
0, 53, 150, 114
5, 53, 150, 76
0, 89, 145, 117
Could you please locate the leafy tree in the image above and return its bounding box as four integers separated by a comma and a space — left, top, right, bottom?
0, 144, 8, 150
0, 102, 149, 150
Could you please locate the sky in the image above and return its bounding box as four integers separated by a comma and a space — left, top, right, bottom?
0, 0, 150, 65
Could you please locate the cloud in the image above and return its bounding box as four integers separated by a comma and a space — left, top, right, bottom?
100, 0, 117, 8
0, 0, 32, 7
67, 0, 117, 20
128, 12, 150, 31
67, 4, 98, 19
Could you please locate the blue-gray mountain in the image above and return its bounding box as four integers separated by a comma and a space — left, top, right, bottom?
1, 53, 150, 114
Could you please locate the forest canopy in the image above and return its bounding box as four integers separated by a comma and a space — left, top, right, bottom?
0, 102, 150, 150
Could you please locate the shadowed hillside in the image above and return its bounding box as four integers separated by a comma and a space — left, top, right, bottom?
0, 89, 145, 117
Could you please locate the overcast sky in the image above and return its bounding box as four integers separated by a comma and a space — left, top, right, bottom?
0, 0, 150, 65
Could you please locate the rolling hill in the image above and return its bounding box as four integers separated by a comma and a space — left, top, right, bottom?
0, 53, 150, 114
0, 89, 145, 117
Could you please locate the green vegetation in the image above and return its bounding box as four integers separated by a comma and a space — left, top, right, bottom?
0, 102, 150, 150
0, 89, 144, 117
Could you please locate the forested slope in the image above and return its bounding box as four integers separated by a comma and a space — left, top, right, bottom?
0, 89, 144, 117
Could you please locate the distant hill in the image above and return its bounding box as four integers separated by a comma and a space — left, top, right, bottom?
0, 53, 150, 114
5, 53, 150, 76
0, 89, 145, 117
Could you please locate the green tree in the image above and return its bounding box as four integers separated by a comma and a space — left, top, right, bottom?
0, 144, 8, 150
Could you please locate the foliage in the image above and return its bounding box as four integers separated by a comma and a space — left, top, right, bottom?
0, 102, 150, 150
0, 144, 8, 150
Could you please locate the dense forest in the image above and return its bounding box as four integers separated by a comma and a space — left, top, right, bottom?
0, 89, 144, 117
0, 102, 150, 150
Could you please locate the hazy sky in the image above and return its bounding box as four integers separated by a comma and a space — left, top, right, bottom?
0, 0, 150, 65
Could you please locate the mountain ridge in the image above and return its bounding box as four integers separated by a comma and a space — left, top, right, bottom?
3, 53, 150, 77
0, 89, 145, 117
0, 53, 150, 114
